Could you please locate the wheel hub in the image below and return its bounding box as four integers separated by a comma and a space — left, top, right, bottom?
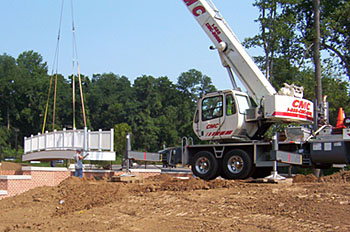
195, 157, 210, 175
227, 155, 244, 174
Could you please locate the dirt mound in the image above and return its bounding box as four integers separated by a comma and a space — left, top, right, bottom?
293, 170, 350, 183
141, 175, 237, 193
320, 170, 350, 183
293, 174, 318, 183
54, 175, 237, 215
55, 177, 128, 215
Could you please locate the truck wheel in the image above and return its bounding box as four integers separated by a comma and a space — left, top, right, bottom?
221, 162, 255, 179
192, 151, 219, 180
222, 149, 253, 179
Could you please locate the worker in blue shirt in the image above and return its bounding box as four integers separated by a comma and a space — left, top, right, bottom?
74, 149, 89, 178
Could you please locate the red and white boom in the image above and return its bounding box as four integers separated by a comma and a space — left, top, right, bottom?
183, 0, 313, 125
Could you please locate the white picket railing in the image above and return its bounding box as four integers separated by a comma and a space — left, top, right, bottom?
24, 128, 114, 154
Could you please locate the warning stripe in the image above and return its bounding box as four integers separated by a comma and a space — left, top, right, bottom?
272, 112, 313, 122
206, 130, 233, 137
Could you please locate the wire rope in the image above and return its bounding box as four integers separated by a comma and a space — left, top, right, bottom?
42, 0, 64, 134
42, 0, 87, 132
71, 0, 87, 128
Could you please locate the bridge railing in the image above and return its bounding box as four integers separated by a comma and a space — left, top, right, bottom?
24, 128, 114, 154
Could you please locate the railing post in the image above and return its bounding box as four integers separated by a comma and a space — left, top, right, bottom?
24, 137, 27, 154
63, 128, 66, 149
98, 129, 102, 151
30, 135, 33, 153
37, 132, 40, 151
88, 129, 91, 151
45, 131, 48, 150
72, 129, 75, 150
84, 127, 88, 151
110, 128, 114, 152
53, 129, 57, 149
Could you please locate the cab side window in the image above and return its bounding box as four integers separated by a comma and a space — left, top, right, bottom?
226, 94, 236, 116
202, 96, 223, 121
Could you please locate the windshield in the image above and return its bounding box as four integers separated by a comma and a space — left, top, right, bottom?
201, 95, 223, 121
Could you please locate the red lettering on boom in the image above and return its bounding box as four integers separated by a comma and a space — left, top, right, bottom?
205, 23, 222, 43
184, 0, 198, 6
193, 6, 206, 16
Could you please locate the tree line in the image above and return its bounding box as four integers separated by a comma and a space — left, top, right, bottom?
0, 0, 349, 159
0, 51, 216, 159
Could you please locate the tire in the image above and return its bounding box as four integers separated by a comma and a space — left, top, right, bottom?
191, 151, 219, 180
222, 149, 253, 179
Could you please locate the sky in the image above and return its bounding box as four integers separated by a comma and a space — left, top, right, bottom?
0, 0, 261, 90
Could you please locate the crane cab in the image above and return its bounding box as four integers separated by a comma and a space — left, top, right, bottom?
193, 90, 259, 141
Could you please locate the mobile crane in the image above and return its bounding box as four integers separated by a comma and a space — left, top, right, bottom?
179, 0, 350, 180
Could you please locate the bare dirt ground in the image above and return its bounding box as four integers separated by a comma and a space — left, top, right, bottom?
1, 170, 350, 232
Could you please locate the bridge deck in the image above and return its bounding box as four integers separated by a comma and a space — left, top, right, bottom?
23, 128, 115, 161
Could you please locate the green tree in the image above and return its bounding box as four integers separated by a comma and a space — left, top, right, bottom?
244, 0, 305, 87
177, 69, 216, 103
114, 123, 132, 158
0, 109, 8, 160
0, 54, 20, 131
132, 75, 161, 151
86, 73, 133, 130
292, 0, 350, 79
15, 51, 52, 136
131, 75, 197, 151
245, 0, 350, 128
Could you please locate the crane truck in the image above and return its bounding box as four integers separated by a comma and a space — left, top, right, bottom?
177, 0, 350, 180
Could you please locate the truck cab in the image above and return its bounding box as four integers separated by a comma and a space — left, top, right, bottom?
193, 90, 259, 141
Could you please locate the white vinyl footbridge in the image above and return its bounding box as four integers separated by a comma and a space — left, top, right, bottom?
21, 4, 117, 162
23, 128, 115, 161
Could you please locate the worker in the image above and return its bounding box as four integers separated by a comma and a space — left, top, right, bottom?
226, 94, 236, 115
74, 149, 89, 178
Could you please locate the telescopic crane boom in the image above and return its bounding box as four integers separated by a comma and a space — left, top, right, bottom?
184, 0, 276, 102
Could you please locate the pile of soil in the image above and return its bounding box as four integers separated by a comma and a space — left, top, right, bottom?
1, 172, 350, 231
55, 177, 128, 215
321, 170, 350, 183
142, 175, 237, 192
293, 174, 318, 183
55, 175, 238, 215
293, 171, 350, 183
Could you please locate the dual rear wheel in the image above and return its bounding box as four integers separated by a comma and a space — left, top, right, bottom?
191, 149, 253, 180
